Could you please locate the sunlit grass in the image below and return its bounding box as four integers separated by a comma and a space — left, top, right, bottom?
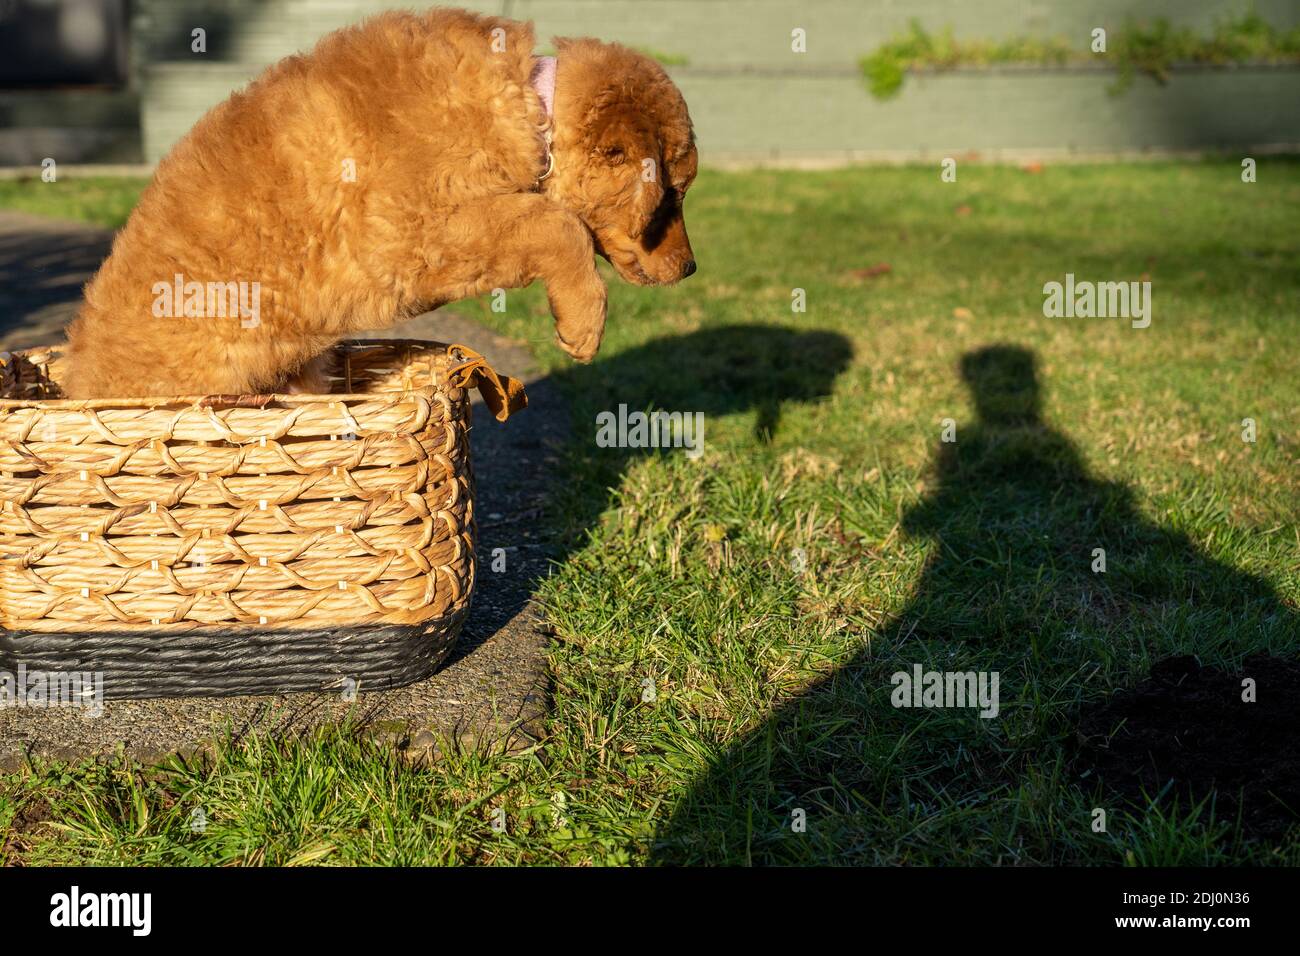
2, 159, 1297, 865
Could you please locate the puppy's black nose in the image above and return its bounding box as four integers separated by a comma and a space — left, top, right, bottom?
681, 259, 697, 279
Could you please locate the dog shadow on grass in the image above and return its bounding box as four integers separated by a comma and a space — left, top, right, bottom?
457, 321, 855, 655
652, 344, 1297, 864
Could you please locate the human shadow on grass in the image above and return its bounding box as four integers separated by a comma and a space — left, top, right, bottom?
653, 344, 1297, 864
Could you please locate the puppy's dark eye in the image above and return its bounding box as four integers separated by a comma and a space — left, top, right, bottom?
600, 145, 625, 165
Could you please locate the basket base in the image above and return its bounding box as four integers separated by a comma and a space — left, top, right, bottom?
0, 611, 465, 701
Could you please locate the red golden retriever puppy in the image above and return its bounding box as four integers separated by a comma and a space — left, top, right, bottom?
61, 7, 697, 398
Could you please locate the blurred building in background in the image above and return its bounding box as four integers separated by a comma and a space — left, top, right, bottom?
2, 0, 1298, 167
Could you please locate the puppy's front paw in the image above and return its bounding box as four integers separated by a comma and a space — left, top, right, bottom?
556, 327, 603, 363
549, 275, 607, 363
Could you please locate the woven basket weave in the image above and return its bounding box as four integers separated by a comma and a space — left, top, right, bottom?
0, 339, 526, 699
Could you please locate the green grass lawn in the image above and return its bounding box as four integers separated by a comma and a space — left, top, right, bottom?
1, 161, 1297, 865
0, 176, 148, 230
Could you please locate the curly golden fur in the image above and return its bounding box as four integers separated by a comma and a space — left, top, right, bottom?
61, 7, 697, 398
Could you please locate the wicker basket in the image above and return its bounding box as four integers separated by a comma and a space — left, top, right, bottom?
0, 339, 526, 700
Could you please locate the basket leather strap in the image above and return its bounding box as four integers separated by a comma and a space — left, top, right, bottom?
445, 344, 529, 422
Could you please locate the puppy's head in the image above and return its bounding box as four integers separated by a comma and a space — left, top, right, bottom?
547, 39, 698, 286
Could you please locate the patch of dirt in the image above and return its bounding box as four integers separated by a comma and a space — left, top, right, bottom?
2, 796, 53, 864
1076, 654, 1300, 839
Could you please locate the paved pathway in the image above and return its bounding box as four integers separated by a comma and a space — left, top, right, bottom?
0, 210, 565, 768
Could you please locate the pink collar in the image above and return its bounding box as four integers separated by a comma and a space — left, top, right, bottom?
529, 56, 557, 183
529, 55, 557, 119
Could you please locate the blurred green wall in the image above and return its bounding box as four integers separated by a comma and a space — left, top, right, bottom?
7, 1, 1300, 166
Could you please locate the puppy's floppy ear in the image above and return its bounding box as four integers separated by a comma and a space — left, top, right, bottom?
589, 110, 663, 236
589, 111, 651, 167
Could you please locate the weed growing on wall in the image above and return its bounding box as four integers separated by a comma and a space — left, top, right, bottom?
860, 12, 1300, 99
